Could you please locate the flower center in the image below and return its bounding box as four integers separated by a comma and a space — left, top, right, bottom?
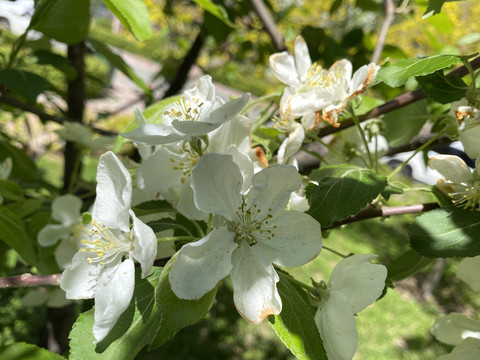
168, 143, 200, 184
230, 200, 276, 246
164, 96, 204, 122
79, 220, 133, 266
449, 182, 480, 211
305, 63, 344, 90
273, 115, 296, 133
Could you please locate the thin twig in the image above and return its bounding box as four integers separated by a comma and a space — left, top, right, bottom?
248, 0, 286, 52
0, 273, 61, 288
371, 0, 396, 64
318, 55, 480, 138
323, 202, 439, 230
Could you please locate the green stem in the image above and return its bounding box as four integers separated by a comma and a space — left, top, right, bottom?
242, 92, 281, 113
282, 273, 317, 293
157, 236, 197, 243
463, 59, 477, 98
252, 102, 278, 133
350, 107, 374, 169
322, 245, 349, 258
387, 131, 444, 180
306, 132, 347, 162
192, 220, 205, 238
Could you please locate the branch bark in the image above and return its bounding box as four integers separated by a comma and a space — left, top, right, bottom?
0, 273, 61, 288
371, 0, 396, 64
248, 0, 286, 52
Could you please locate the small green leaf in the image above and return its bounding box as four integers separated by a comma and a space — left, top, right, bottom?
408, 206, 480, 257
33, 50, 77, 80
0, 179, 24, 201
193, 0, 235, 27
0, 69, 51, 104
381, 183, 404, 201
306, 165, 387, 228
150, 254, 217, 348
0, 140, 40, 181
132, 200, 174, 216
5, 199, 42, 219
0, 342, 66, 360
383, 99, 429, 147
376, 55, 463, 87
270, 272, 327, 360
0, 207, 37, 264
146, 218, 192, 234
88, 38, 151, 96
423, 0, 461, 18
416, 71, 467, 104
32, 0, 90, 44
386, 249, 434, 282
102, 0, 152, 41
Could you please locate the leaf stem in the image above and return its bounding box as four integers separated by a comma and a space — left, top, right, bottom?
350, 107, 374, 169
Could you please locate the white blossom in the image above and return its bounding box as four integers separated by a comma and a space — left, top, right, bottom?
60, 152, 157, 343
169, 153, 322, 324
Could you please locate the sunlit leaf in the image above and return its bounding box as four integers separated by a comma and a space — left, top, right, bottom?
102, 0, 152, 41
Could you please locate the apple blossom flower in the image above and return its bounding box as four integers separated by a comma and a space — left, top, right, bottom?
169, 153, 322, 324
122, 75, 250, 145
37, 194, 86, 269
60, 151, 157, 343
314, 254, 387, 360
453, 101, 480, 159
269, 35, 378, 127
428, 155, 480, 211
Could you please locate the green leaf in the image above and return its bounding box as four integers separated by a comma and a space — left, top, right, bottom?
270, 272, 327, 360
0, 342, 66, 360
386, 249, 434, 282
0, 69, 51, 104
0, 179, 24, 201
102, 0, 152, 41
33, 50, 77, 80
193, 0, 235, 27
0, 140, 40, 181
69, 268, 163, 360
88, 38, 151, 96
381, 183, 404, 201
0, 207, 37, 264
383, 99, 429, 147
5, 199, 42, 219
416, 71, 467, 104
423, 0, 461, 18
32, 0, 90, 44
376, 55, 463, 87
146, 218, 192, 234
149, 254, 217, 348
408, 206, 480, 257
306, 165, 387, 228
132, 200, 174, 216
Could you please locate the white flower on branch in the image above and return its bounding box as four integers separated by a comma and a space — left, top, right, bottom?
428, 155, 480, 211
314, 254, 387, 360
60, 151, 157, 343
169, 153, 322, 324
122, 75, 250, 145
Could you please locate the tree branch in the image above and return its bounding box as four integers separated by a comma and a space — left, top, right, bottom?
0, 273, 61, 288
324, 202, 440, 230
248, 0, 286, 52
318, 55, 480, 138
371, 0, 395, 64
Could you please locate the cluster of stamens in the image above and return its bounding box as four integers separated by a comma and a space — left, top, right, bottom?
79, 219, 132, 266
273, 115, 296, 133
169, 145, 200, 184
231, 201, 276, 246
449, 183, 480, 211
306, 63, 343, 89
164, 97, 204, 122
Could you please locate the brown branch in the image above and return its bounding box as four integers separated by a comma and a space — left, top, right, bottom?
248, 0, 286, 52
371, 0, 396, 64
324, 202, 439, 230
0, 273, 61, 288
318, 55, 480, 138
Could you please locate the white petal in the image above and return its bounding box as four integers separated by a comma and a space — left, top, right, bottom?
136, 146, 185, 193
277, 123, 304, 164
60, 251, 102, 299
171, 93, 250, 135
51, 194, 82, 226
315, 290, 358, 360
187, 75, 216, 104
294, 36, 312, 82
55, 237, 79, 269
176, 180, 208, 221
269, 52, 301, 88
257, 210, 321, 267
223, 146, 255, 194
457, 256, 480, 291
93, 152, 132, 232
328, 254, 387, 314
130, 210, 157, 278
208, 115, 252, 153
169, 227, 237, 300
301, 113, 316, 131
286, 88, 335, 117
191, 154, 243, 220
230, 243, 282, 324
349, 63, 378, 97
330, 59, 353, 93
121, 124, 185, 145
93, 259, 135, 343
429, 155, 472, 184
459, 126, 480, 159
37, 224, 71, 247
247, 164, 302, 218
431, 313, 480, 346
